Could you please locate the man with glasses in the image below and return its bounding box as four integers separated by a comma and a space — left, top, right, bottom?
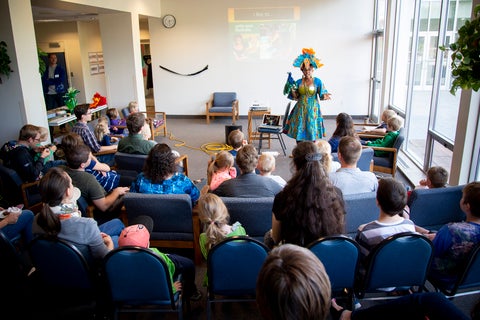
71, 104, 117, 166
1, 124, 51, 182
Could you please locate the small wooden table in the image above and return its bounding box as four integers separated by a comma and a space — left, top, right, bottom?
247, 108, 271, 148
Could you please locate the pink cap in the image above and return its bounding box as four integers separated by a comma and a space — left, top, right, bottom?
118, 224, 150, 248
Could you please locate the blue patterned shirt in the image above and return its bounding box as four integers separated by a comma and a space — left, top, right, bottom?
130, 172, 200, 205
431, 221, 480, 283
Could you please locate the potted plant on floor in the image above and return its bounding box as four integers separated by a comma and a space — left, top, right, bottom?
441, 4, 480, 95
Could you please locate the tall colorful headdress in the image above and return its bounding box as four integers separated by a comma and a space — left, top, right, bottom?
292, 48, 324, 69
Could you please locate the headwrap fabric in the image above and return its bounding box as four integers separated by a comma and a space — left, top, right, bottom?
293, 48, 324, 69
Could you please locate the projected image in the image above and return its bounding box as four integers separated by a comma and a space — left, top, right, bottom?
228, 7, 299, 62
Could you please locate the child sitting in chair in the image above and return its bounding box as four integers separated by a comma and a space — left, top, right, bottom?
365, 116, 403, 157
106, 108, 126, 135
257, 153, 286, 187
94, 116, 118, 146
118, 221, 202, 301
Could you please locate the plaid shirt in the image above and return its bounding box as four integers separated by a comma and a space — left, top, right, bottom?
71, 122, 101, 153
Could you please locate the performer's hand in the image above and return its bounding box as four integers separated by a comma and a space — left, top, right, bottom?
322, 93, 332, 100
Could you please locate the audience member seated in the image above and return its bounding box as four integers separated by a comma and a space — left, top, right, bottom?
359, 109, 397, 136
202, 151, 236, 194
117, 112, 156, 155
1, 124, 52, 182
61, 133, 134, 192
106, 107, 126, 136
94, 116, 118, 146
34, 126, 66, 172
32, 167, 125, 266
257, 244, 469, 320
71, 104, 116, 166
429, 181, 480, 286
130, 143, 200, 205
212, 144, 282, 198
403, 166, 449, 223
0, 205, 34, 245
316, 139, 341, 173
265, 141, 345, 249
257, 153, 287, 188
329, 136, 378, 195
197, 193, 246, 285
63, 144, 129, 224
414, 166, 449, 191
328, 112, 359, 153
364, 116, 403, 157
256, 244, 332, 320
331, 292, 468, 320
227, 129, 247, 175
355, 177, 416, 258
118, 221, 202, 301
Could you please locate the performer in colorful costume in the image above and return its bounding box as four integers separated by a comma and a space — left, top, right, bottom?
283, 48, 331, 142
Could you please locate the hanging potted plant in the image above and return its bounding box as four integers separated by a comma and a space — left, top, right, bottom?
63, 87, 80, 113
441, 4, 480, 95
0, 41, 14, 84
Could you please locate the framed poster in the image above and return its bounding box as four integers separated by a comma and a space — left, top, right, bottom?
88, 52, 105, 75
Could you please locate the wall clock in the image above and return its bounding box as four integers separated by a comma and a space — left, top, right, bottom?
162, 14, 176, 28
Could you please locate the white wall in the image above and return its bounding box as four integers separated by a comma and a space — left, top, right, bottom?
150, 0, 374, 116
77, 21, 106, 101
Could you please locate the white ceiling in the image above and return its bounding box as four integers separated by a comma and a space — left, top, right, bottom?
30, 0, 120, 22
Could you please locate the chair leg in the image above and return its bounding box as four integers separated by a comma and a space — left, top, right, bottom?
278, 134, 287, 156
258, 132, 264, 154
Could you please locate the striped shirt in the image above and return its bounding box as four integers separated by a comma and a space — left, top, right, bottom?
355, 218, 416, 257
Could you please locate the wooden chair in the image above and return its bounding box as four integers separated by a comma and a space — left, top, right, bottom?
0, 163, 42, 213
369, 127, 405, 177
140, 111, 167, 140
205, 92, 239, 124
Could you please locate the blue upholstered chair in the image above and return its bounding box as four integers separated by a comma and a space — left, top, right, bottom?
355, 232, 434, 301
332, 147, 374, 172
207, 236, 269, 320
343, 192, 379, 238
427, 242, 480, 298
370, 127, 405, 177
28, 235, 98, 318
0, 163, 42, 213
220, 197, 273, 242
103, 246, 183, 320
407, 184, 465, 232
205, 92, 239, 124
123, 193, 201, 264
307, 235, 360, 309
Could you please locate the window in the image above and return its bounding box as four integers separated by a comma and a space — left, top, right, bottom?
389, 0, 472, 176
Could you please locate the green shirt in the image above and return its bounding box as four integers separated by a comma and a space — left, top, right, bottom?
117, 133, 156, 155
150, 247, 178, 293
199, 222, 246, 286
366, 130, 399, 157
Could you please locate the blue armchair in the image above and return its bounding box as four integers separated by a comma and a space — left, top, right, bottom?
205, 92, 239, 124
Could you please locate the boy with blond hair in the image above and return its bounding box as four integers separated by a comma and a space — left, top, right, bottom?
257, 153, 286, 187
365, 116, 403, 157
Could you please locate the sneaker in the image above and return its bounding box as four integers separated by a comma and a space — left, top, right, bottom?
189, 290, 202, 301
